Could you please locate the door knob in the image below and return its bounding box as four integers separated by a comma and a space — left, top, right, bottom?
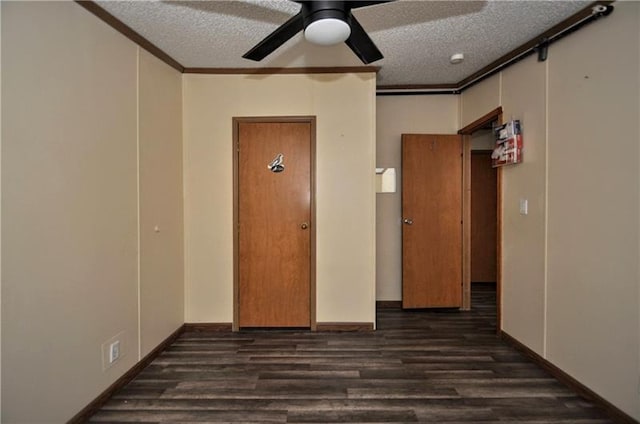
403, 218, 413, 225
301, 222, 309, 230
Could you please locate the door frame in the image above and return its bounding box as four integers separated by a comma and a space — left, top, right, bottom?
459, 107, 503, 332
232, 116, 317, 331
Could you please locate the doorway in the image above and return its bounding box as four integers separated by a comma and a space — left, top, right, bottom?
471, 149, 497, 284
233, 117, 316, 330
460, 107, 503, 332
471, 148, 498, 316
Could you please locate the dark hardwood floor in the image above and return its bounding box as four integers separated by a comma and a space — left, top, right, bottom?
89, 284, 614, 423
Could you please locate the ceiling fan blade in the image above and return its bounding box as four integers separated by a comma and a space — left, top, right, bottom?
344, 14, 383, 64
243, 12, 304, 61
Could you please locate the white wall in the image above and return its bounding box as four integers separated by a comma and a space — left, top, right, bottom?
1, 3, 184, 422
183, 73, 377, 325
375, 95, 459, 300
461, 3, 640, 418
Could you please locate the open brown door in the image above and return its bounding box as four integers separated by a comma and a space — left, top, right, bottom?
235, 118, 314, 328
402, 134, 462, 308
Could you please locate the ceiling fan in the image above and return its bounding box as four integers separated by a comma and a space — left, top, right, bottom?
242, 1, 391, 65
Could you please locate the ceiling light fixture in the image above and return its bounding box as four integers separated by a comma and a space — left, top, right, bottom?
304, 18, 351, 45
450, 53, 464, 64
243, 1, 387, 64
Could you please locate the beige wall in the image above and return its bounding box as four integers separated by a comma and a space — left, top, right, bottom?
500, 54, 547, 355
138, 50, 184, 356
460, 73, 500, 128
470, 129, 494, 151
1, 2, 183, 422
2, 0, 638, 421
461, 3, 640, 418
2, 3, 137, 421
545, 4, 639, 417
375, 95, 459, 300
0, 2, 3, 415
183, 73, 377, 324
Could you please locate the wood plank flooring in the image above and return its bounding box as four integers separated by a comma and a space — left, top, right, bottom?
89, 285, 614, 423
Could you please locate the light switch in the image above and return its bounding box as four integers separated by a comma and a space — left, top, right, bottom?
519, 198, 528, 215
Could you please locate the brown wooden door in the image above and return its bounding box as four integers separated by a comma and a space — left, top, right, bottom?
471, 152, 497, 282
402, 134, 462, 308
237, 119, 312, 327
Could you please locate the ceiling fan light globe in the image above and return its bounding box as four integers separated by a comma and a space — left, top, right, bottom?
304, 18, 351, 46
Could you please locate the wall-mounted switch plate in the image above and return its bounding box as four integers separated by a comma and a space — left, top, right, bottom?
109, 341, 120, 364
519, 198, 528, 215
102, 331, 126, 371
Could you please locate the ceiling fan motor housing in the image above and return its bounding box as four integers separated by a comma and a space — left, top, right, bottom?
301, 1, 351, 45
301, 1, 348, 24
243, 0, 385, 63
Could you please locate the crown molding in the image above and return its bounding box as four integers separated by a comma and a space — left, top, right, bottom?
183, 66, 380, 75
75, 1, 184, 72
74, 1, 614, 93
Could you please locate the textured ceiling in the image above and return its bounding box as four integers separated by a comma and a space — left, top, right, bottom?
96, 0, 593, 86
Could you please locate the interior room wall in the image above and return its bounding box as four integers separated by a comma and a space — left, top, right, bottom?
0, 2, 3, 415
375, 95, 459, 301
2, 3, 138, 421
470, 129, 494, 151
182, 73, 376, 325
545, 4, 639, 417
1, 2, 184, 422
2, 0, 637, 421
500, 54, 547, 355
460, 3, 640, 418
460, 73, 500, 128
138, 50, 184, 357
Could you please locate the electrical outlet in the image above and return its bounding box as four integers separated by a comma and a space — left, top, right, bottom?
109, 341, 120, 364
